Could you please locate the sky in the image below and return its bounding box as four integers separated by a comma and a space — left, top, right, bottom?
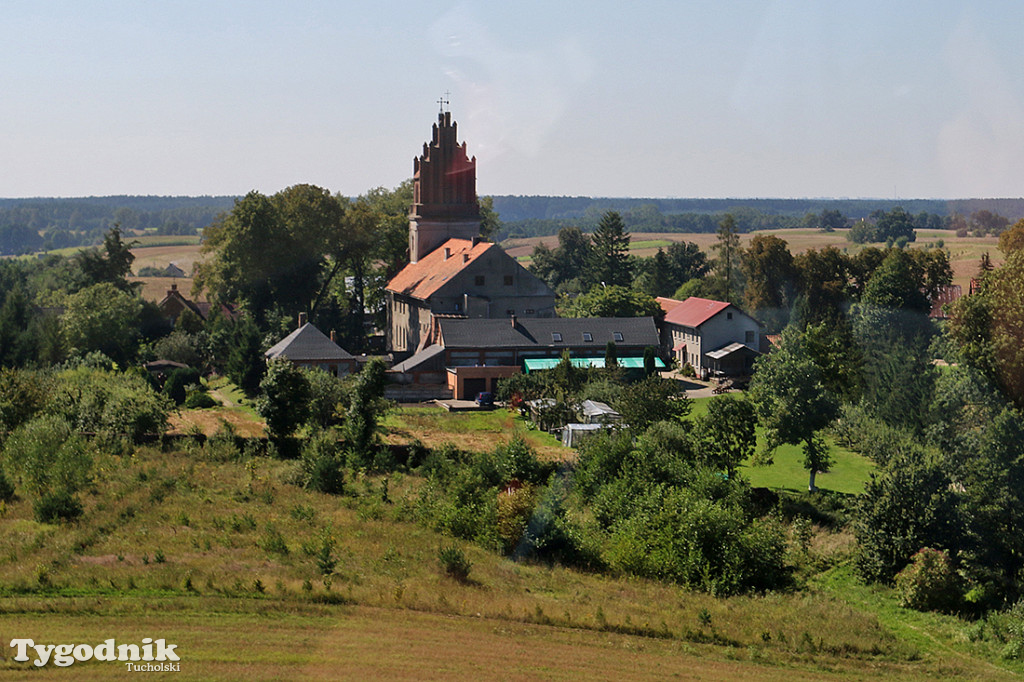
3, 1, 1024, 200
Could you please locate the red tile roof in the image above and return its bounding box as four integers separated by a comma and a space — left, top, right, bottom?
655, 296, 685, 314
660, 296, 732, 327
386, 238, 493, 300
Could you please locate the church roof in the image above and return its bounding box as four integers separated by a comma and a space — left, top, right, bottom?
265, 323, 354, 362
385, 238, 494, 300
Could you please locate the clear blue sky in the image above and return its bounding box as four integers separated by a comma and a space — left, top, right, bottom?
3, 1, 1023, 199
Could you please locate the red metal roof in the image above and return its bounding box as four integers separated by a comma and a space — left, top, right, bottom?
385, 238, 493, 300
660, 296, 732, 327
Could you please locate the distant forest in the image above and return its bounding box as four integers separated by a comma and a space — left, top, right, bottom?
490, 196, 1024, 239
0, 196, 236, 255
3, 194, 1024, 255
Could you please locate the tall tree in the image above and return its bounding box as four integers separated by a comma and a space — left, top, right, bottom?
712, 213, 741, 303
740, 234, 794, 330
792, 246, 850, 326
588, 211, 632, 288
748, 328, 839, 492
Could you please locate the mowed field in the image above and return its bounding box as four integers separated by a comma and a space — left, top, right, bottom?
502, 228, 1004, 292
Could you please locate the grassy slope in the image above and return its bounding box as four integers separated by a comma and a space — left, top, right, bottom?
2, 441, 1018, 679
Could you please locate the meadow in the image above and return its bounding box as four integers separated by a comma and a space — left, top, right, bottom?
2, 423, 1020, 680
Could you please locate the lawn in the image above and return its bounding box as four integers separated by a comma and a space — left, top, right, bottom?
688, 396, 874, 495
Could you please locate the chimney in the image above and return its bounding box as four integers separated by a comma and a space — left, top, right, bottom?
444, 247, 451, 260
330, 329, 337, 344
510, 312, 517, 328
298, 312, 307, 328
462, 253, 469, 263
472, 236, 483, 246
169, 282, 177, 292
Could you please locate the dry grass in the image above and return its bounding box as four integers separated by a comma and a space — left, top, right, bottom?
383, 405, 568, 461
1, 442, 1019, 679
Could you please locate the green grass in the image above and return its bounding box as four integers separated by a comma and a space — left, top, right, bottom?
688, 396, 875, 495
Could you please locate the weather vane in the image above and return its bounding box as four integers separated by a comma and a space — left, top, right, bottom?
438, 91, 450, 113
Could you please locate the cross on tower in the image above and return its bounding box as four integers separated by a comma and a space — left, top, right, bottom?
437, 92, 450, 113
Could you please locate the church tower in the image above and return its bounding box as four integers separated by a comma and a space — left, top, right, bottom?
408, 111, 481, 263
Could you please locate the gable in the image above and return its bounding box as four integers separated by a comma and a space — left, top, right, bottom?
386, 238, 553, 301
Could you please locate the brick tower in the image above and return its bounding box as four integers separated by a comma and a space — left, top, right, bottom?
408, 111, 482, 263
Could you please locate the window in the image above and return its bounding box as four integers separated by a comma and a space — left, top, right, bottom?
524, 309, 535, 314
474, 275, 485, 286
504, 275, 513, 286
552, 332, 562, 342
613, 331, 623, 342
582, 332, 593, 342
727, 312, 733, 320
745, 330, 755, 345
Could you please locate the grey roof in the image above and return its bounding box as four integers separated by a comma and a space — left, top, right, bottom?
438, 317, 659, 350
389, 344, 445, 373
580, 400, 620, 418
705, 342, 760, 360
265, 323, 354, 362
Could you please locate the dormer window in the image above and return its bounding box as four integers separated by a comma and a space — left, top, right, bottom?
583, 332, 593, 342
613, 332, 623, 342
552, 332, 562, 343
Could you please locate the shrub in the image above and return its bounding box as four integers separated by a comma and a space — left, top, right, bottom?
438, 544, 472, 582
33, 490, 84, 523
894, 547, 960, 612
496, 484, 536, 554
2, 415, 93, 500
0, 470, 14, 502
185, 391, 218, 409
47, 366, 170, 440
300, 430, 346, 495
163, 367, 201, 405
257, 359, 311, 438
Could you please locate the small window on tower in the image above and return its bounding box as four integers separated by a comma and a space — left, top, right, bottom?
504, 275, 513, 286
475, 275, 485, 286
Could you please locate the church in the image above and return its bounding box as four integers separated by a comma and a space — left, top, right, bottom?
385, 110, 556, 360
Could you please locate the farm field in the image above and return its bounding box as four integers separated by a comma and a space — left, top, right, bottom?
502, 227, 1003, 292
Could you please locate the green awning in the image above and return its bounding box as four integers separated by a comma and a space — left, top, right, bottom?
523, 356, 665, 373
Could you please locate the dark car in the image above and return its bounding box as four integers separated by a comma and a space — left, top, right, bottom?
475, 391, 494, 408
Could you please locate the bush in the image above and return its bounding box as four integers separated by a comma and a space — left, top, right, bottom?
47, 366, 170, 440
33, 490, 84, 523
2, 415, 93, 500
0, 470, 15, 502
438, 544, 472, 582
300, 430, 345, 495
894, 547, 960, 612
163, 367, 201, 405
184, 391, 218, 409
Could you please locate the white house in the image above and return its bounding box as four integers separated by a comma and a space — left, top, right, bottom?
657, 297, 762, 377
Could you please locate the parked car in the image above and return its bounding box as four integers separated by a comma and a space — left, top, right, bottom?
475, 391, 494, 408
